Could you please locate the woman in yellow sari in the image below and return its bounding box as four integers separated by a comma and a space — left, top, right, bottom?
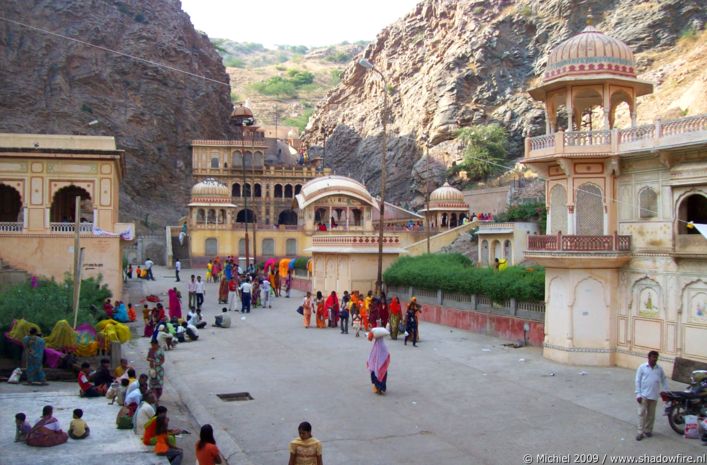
206, 260, 213, 283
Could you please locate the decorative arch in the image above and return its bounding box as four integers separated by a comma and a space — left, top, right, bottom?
504, 239, 512, 262
236, 209, 256, 223
571, 277, 608, 348
207, 209, 216, 223
575, 182, 603, 235
0, 183, 22, 222
243, 183, 251, 197
278, 209, 298, 226
676, 191, 707, 234
680, 278, 707, 324
196, 208, 205, 224
284, 184, 293, 198
210, 156, 220, 169
243, 151, 253, 167
254, 183, 262, 197
638, 187, 658, 219
231, 150, 243, 167
294, 184, 302, 196
50, 185, 92, 222
480, 240, 489, 266
549, 184, 567, 234
609, 89, 634, 129
274, 184, 283, 198
232, 183, 241, 197
629, 276, 662, 318
492, 240, 502, 260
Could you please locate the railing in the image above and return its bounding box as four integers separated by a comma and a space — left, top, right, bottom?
525, 114, 707, 157
527, 231, 631, 252
618, 124, 654, 143
49, 222, 93, 233
0, 222, 23, 232
385, 285, 545, 321
529, 134, 555, 151
565, 130, 610, 146
662, 114, 707, 136
312, 234, 401, 246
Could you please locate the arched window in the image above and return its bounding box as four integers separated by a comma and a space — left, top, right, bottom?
232, 151, 242, 167
493, 240, 503, 259
207, 209, 216, 223
549, 185, 567, 234
218, 209, 226, 224
254, 184, 262, 197
450, 213, 458, 228
639, 187, 658, 219
210, 157, 219, 169
314, 208, 327, 224
294, 184, 302, 195
576, 183, 603, 235
0, 183, 22, 222
481, 240, 489, 265
441, 213, 448, 227
236, 209, 256, 223
196, 209, 205, 224
243, 183, 251, 197
232, 183, 241, 197
243, 151, 253, 167
205, 238, 218, 256
50, 185, 92, 222
284, 184, 293, 198
351, 209, 362, 226
261, 238, 275, 256
274, 184, 283, 198
678, 193, 707, 234
286, 238, 297, 255
278, 209, 298, 226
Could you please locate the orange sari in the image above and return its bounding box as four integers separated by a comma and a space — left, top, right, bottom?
315, 298, 326, 328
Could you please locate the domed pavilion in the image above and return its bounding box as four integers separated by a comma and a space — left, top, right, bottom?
419, 182, 469, 229
188, 178, 237, 227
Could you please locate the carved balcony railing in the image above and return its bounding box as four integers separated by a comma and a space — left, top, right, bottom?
525, 113, 707, 158
565, 129, 611, 146
528, 232, 631, 252
0, 222, 23, 232
49, 222, 94, 233
312, 234, 401, 247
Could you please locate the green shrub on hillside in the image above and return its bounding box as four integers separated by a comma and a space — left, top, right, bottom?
224, 57, 246, 68
283, 108, 314, 132
286, 69, 315, 86
0, 276, 111, 333
383, 254, 544, 302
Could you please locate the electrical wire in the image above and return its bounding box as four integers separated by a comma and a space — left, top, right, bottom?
0, 15, 230, 88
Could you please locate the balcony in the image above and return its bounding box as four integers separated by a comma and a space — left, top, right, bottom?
49, 222, 94, 233
525, 232, 632, 268
524, 114, 707, 159
0, 222, 23, 233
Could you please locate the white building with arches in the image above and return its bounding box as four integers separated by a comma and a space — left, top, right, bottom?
522, 21, 707, 369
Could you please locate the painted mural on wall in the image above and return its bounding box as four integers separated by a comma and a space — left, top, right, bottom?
686, 288, 707, 323
639, 287, 660, 318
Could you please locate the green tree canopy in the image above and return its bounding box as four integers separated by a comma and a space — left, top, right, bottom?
453, 124, 508, 180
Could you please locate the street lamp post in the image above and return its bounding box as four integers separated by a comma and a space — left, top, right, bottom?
358, 58, 388, 295
241, 123, 250, 269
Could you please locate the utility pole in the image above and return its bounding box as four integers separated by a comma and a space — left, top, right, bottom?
241, 124, 250, 269
425, 139, 432, 254
72, 196, 84, 329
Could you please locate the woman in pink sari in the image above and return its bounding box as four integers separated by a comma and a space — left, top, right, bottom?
367, 333, 390, 395
167, 288, 182, 320
26, 405, 68, 447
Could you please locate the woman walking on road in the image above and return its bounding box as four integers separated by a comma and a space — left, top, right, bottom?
302, 292, 313, 328
404, 297, 421, 347
147, 340, 165, 400
367, 332, 390, 395
315, 291, 327, 328
389, 296, 402, 340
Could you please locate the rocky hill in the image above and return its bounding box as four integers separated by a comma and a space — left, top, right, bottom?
303, 0, 706, 208
0, 0, 234, 230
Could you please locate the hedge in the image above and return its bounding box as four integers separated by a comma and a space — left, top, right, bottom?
0, 275, 111, 333
383, 253, 544, 302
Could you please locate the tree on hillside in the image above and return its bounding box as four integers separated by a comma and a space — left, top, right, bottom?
452, 124, 508, 181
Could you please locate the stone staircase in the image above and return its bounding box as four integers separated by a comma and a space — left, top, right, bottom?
170, 234, 192, 269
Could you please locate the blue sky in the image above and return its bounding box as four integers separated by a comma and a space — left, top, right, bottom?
181, 0, 421, 47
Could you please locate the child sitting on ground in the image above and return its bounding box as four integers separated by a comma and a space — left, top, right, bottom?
107, 378, 130, 405
68, 409, 90, 439
15, 413, 31, 442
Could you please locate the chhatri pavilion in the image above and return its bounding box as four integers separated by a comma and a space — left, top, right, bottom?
522, 19, 707, 369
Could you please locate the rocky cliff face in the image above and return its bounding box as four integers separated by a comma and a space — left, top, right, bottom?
303, 0, 706, 208
0, 0, 234, 230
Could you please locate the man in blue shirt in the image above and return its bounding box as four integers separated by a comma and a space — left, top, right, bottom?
634, 350, 669, 441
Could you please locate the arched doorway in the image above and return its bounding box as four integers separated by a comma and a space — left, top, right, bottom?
0, 184, 22, 222
50, 185, 92, 223
278, 209, 298, 226
678, 193, 707, 234
236, 209, 256, 223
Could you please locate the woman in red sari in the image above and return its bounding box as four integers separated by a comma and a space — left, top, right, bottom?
325, 291, 340, 328
315, 291, 327, 328
26, 405, 68, 447
389, 296, 402, 340
167, 288, 182, 320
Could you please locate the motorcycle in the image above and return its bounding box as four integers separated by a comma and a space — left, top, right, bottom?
660, 369, 707, 435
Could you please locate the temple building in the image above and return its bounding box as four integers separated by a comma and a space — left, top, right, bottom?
419, 182, 470, 229
0, 133, 133, 296
522, 20, 707, 369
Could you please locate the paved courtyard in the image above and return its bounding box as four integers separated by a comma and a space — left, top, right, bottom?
126, 266, 706, 465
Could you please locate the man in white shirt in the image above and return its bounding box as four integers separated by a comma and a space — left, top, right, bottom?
175, 258, 181, 282
145, 258, 155, 281
195, 275, 205, 308
134, 392, 156, 438
125, 383, 146, 408
126, 373, 148, 398
215, 307, 232, 328
187, 275, 197, 308
239, 278, 252, 313
634, 350, 669, 441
